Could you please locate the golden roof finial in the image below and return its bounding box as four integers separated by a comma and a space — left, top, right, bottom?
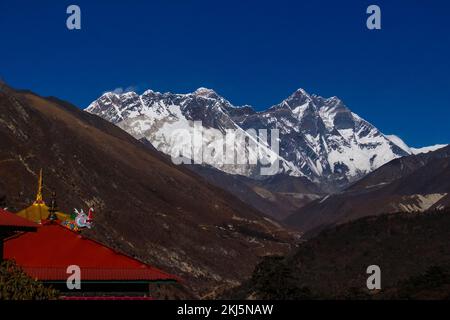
34, 169, 44, 205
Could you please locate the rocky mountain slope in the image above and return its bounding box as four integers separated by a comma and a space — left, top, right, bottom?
286, 145, 450, 233
0, 82, 296, 297
187, 164, 324, 220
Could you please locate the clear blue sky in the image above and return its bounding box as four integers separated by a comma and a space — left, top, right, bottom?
1, 0, 449, 147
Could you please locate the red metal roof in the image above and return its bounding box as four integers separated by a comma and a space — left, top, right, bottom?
0, 208, 39, 230
4, 223, 178, 282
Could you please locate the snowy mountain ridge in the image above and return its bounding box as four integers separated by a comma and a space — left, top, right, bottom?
86, 87, 439, 190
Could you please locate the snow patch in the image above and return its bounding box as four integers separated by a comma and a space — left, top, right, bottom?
411, 144, 448, 155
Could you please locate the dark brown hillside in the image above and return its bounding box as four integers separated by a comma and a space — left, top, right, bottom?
0, 83, 296, 298
229, 209, 450, 300
187, 164, 323, 220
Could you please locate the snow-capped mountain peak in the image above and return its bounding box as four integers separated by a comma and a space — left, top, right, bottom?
86, 87, 419, 190
279, 88, 312, 110
193, 87, 217, 98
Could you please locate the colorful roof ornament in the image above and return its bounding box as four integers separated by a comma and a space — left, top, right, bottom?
34, 169, 44, 205
74, 208, 93, 229
60, 207, 95, 231
16, 170, 72, 224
